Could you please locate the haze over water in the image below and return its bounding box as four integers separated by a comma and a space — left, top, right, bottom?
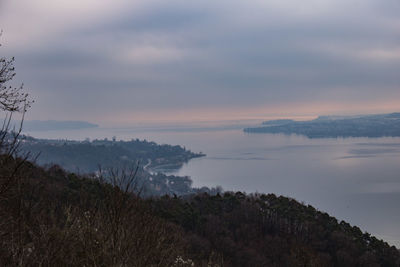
26, 125, 400, 248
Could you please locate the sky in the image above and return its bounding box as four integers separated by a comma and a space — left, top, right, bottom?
0, 0, 399, 126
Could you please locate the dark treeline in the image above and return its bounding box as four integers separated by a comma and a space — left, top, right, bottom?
152, 193, 400, 266
1, 156, 399, 266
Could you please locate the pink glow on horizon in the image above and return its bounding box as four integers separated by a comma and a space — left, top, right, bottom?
96, 99, 400, 127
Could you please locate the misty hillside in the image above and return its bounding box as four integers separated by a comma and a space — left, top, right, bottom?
17, 136, 212, 196
19, 136, 203, 173
245, 113, 400, 138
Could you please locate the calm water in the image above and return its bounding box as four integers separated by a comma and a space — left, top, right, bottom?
26, 127, 400, 247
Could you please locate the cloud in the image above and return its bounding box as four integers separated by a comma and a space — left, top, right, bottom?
0, 0, 399, 124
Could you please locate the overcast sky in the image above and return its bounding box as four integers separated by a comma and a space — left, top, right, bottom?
0, 0, 399, 125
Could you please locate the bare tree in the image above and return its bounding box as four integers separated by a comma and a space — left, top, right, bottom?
0, 32, 32, 113
0, 32, 33, 156
0, 32, 33, 201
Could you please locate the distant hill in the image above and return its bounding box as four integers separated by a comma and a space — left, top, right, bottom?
22, 120, 99, 131
244, 113, 400, 138
262, 119, 295, 126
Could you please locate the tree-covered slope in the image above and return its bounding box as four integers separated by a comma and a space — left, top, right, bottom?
152, 192, 400, 266
1, 156, 398, 266
17, 136, 211, 196
20, 136, 204, 173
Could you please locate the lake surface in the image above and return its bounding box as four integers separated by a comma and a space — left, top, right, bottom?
25, 126, 400, 247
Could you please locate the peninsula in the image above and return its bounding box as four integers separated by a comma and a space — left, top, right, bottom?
244, 113, 400, 138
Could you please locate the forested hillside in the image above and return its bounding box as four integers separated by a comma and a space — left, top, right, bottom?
1, 157, 398, 266
17, 135, 211, 196
20, 136, 204, 173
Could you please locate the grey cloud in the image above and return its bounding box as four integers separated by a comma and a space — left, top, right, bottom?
1, 0, 399, 123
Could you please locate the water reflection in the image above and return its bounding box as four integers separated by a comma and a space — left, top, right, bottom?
172, 130, 400, 248
25, 127, 400, 247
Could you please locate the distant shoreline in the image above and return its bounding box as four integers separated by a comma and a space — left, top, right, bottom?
22, 120, 99, 131
244, 113, 400, 138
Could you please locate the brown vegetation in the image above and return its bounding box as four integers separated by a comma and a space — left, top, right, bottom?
0, 159, 198, 266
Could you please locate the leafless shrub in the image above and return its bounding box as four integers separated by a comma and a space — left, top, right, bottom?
0, 32, 33, 198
